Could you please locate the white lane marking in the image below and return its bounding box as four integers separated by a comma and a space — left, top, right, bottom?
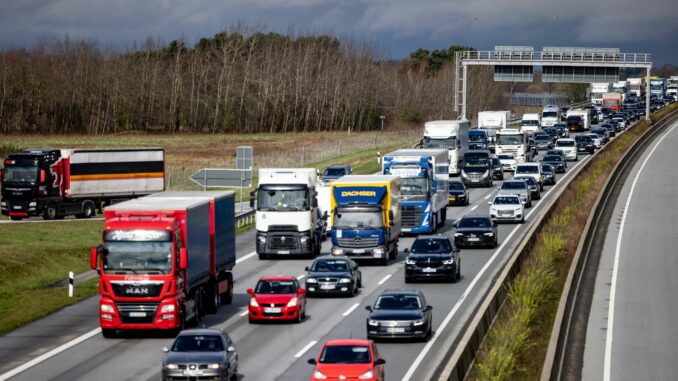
604, 121, 678, 381
294, 340, 318, 358
236, 251, 257, 264
484, 193, 493, 200
342, 303, 360, 317
0, 327, 101, 381
469, 205, 479, 212
377, 274, 392, 285
403, 154, 590, 381
239, 310, 249, 317
297, 274, 305, 280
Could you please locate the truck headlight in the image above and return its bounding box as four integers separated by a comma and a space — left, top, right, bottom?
160, 304, 175, 313
300, 235, 309, 244
373, 247, 384, 257
257, 236, 266, 243
101, 304, 115, 313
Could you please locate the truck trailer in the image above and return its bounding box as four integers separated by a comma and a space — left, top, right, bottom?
1, 148, 164, 220
329, 175, 401, 265
90, 191, 236, 337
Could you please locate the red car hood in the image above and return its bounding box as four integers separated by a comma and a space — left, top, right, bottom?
253, 293, 296, 305
315, 363, 374, 378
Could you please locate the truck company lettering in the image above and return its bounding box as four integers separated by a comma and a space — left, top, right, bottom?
341, 190, 376, 197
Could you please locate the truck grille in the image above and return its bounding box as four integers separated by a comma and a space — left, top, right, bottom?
116, 302, 159, 324
111, 282, 164, 297
401, 206, 423, 228
337, 237, 379, 248
270, 234, 298, 250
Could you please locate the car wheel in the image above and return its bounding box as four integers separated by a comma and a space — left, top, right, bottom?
456, 263, 462, 282
465, 196, 470, 206
248, 317, 256, 324
378, 258, 388, 266
258, 253, 267, 260
76, 200, 96, 219
101, 328, 117, 339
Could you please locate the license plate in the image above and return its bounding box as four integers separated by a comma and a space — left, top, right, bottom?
353, 249, 365, 254
264, 307, 281, 313
320, 285, 335, 290
13, 206, 21, 210
183, 370, 203, 376
129, 312, 146, 317
277, 250, 290, 254
423, 268, 437, 273
449, 197, 456, 201
467, 237, 480, 242
386, 327, 405, 333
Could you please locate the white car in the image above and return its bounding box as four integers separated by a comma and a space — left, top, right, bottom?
497, 154, 517, 172
489, 194, 525, 223
514, 163, 544, 190
555, 138, 578, 161
585, 133, 602, 149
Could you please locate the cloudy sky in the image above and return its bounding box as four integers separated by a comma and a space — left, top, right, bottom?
1, 0, 677, 64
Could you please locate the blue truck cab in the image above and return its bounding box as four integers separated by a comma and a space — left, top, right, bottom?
468, 129, 489, 150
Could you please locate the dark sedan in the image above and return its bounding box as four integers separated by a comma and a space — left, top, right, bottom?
162, 329, 238, 381
543, 127, 559, 142
366, 289, 433, 341
515, 176, 541, 200
491, 158, 504, 180
305, 256, 361, 296
533, 133, 553, 150
541, 164, 557, 185
600, 123, 616, 137
575, 135, 596, 154
404, 235, 461, 283
453, 215, 498, 248
542, 154, 566, 173
448, 180, 469, 206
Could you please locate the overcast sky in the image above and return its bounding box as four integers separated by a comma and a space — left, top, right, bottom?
1, 0, 677, 65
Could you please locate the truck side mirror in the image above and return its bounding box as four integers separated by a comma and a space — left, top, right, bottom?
322, 211, 329, 220
39, 169, 46, 183
311, 198, 318, 208
388, 211, 394, 221
90, 246, 98, 270
179, 248, 188, 270
249, 191, 256, 208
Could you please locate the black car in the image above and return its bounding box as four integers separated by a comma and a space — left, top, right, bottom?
559, 107, 570, 120
453, 215, 498, 248
600, 123, 616, 137
491, 158, 504, 180
515, 176, 541, 200
527, 139, 539, 157
448, 180, 469, 206
533, 133, 553, 150
305, 256, 361, 296
541, 164, 556, 185
366, 289, 433, 341
543, 127, 559, 142
404, 235, 461, 283
162, 329, 238, 381
541, 154, 566, 173
321, 164, 352, 183
553, 123, 569, 138
546, 149, 566, 160
591, 128, 610, 145
575, 135, 595, 154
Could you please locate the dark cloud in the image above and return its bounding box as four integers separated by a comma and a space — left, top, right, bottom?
0, 0, 676, 64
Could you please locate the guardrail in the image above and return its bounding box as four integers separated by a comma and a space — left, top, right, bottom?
236, 209, 255, 228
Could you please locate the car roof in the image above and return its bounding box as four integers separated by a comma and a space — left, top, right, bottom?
326, 164, 350, 169
323, 339, 372, 347
495, 194, 520, 199
313, 255, 351, 261
503, 179, 527, 184
515, 163, 539, 167
460, 214, 492, 219
259, 275, 297, 281
177, 328, 225, 336
415, 234, 450, 240
382, 289, 421, 296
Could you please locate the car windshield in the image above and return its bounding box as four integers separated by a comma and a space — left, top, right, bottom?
501, 182, 526, 190
464, 153, 489, 166
542, 165, 554, 173
543, 155, 561, 162
334, 210, 382, 229
493, 196, 520, 205
323, 167, 347, 177
522, 120, 539, 126
535, 135, 550, 141
567, 116, 582, 122
556, 140, 575, 147
2, 165, 37, 183
448, 182, 464, 191
423, 138, 456, 149
258, 188, 309, 211
103, 232, 173, 274
411, 238, 452, 254
171, 335, 224, 352
497, 135, 524, 145
311, 259, 349, 272
374, 294, 422, 310
575, 136, 591, 143
458, 217, 492, 228
319, 346, 371, 364
255, 280, 297, 294
517, 177, 536, 186
516, 166, 538, 174
542, 111, 558, 118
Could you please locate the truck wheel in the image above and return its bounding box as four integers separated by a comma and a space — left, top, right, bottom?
440, 208, 447, 225
9, 216, 24, 221
76, 201, 96, 219
205, 282, 219, 314
43, 203, 58, 220
101, 328, 117, 339
220, 273, 234, 305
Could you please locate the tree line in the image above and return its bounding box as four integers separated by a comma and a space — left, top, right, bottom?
0, 26, 505, 134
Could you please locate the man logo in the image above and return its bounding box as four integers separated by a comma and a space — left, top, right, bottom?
125, 287, 149, 295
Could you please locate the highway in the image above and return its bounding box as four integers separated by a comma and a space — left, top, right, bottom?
581, 117, 678, 381
0, 142, 598, 381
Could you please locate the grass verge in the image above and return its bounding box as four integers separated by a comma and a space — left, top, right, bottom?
468, 103, 678, 381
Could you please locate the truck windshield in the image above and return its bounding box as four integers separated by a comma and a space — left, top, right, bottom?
496, 135, 524, 145
334, 210, 382, 229
2, 165, 37, 183
103, 241, 173, 274
542, 112, 558, 118
469, 134, 486, 142
522, 120, 539, 126
400, 177, 428, 198
258, 188, 309, 211
423, 137, 456, 149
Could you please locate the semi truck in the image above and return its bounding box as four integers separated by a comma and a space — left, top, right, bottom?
468, 129, 489, 150
602, 93, 622, 112
329, 175, 401, 265
495, 129, 531, 164
90, 191, 236, 337
650, 78, 666, 98
382, 149, 449, 234
612, 81, 629, 101
567, 109, 591, 130
251, 168, 322, 259
478, 111, 512, 152
628, 78, 643, 97
1, 148, 164, 220
590, 83, 612, 105
422, 120, 469, 176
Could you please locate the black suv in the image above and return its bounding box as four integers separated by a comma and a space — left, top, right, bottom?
453, 215, 498, 248
305, 256, 362, 297
404, 235, 461, 283
366, 289, 433, 341
448, 180, 469, 206
574, 135, 595, 154
541, 154, 566, 173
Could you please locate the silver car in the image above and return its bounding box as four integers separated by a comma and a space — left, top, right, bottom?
498, 180, 532, 208
162, 328, 238, 381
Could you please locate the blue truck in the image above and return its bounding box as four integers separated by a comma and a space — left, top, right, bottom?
329, 175, 401, 265
468, 129, 489, 150
382, 149, 449, 234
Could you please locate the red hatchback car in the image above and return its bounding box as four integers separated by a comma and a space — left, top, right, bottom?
248, 276, 306, 323
308, 339, 385, 381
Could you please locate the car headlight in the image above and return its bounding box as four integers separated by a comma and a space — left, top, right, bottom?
306, 278, 317, 284
483, 171, 489, 177
443, 259, 455, 265
359, 370, 374, 379
489, 208, 497, 214
461, 171, 468, 178
160, 304, 175, 313
249, 298, 259, 307
405, 258, 415, 265
257, 236, 266, 243
313, 370, 328, 379
368, 319, 379, 326
339, 278, 351, 284
101, 304, 114, 313
300, 235, 309, 244
413, 319, 425, 326
454, 233, 463, 237
484, 232, 494, 237
165, 364, 178, 370
207, 363, 221, 369
287, 297, 298, 307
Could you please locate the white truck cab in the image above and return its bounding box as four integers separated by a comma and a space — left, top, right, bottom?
423, 120, 469, 176
495, 129, 531, 164
521, 113, 541, 135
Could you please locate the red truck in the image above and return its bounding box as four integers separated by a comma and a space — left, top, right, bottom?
603, 92, 622, 112
90, 191, 236, 338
